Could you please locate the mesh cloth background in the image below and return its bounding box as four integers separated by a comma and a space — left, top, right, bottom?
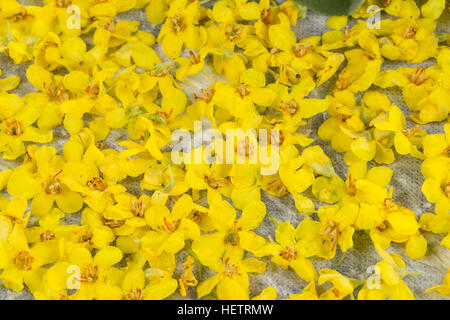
0, 0, 449, 300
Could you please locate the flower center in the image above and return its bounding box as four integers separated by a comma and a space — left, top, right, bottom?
261, 8, 272, 25
157, 108, 174, 123
409, 67, 427, 85
86, 83, 100, 99
280, 99, 300, 115
131, 199, 146, 217
189, 209, 205, 223
14, 251, 34, 270
222, 257, 240, 277
162, 217, 181, 233
266, 177, 288, 196
3, 118, 23, 136
194, 88, 215, 103
189, 50, 201, 64
100, 20, 115, 32
87, 177, 107, 191
171, 14, 185, 33
402, 125, 420, 138
225, 221, 241, 246
321, 220, 339, 251
236, 83, 250, 98
226, 25, 242, 41
123, 289, 143, 300
79, 264, 98, 282
292, 43, 310, 58
40, 230, 56, 241
43, 82, 70, 103
279, 246, 297, 262
336, 71, 352, 90
204, 171, 228, 189
403, 27, 417, 39
102, 217, 125, 228
80, 233, 93, 244
45, 170, 63, 195
377, 220, 392, 232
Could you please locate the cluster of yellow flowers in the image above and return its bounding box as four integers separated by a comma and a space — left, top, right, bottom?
0, 0, 448, 300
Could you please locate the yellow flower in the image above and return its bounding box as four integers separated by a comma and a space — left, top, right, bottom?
375, 49, 450, 124
372, 104, 423, 158
33, 32, 62, 71
296, 203, 357, 260
158, 0, 207, 58
0, 0, 447, 301
119, 268, 178, 300
196, 249, 266, 299
334, 47, 382, 94
26, 208, 84, 245
179, 255, 198, 297
268, 22, 344, 87
3, 146, 83, 217
320, 20, 371, 51
143, 194, 200, 256
318, 269, 356, 300
358, 244, 417, 300
0, 197, 30, 233
54, 246, 123, 300
420, 210, 450, 250
214, 68, 277, 129
61, 159, 127, 214
421, 156, 450, 215
80, 208, 116, 250
268, 81, 328, 130
0, 93, 53, 160
242, 220, 317, 282
207, 0, 260, 23
253, 0, 300, 44
378, 17, 438, 63
192, 199, 266, 268
174, 48, 208, 81
370, 205, 425, 258
102, 192, 151, 236
0, 16, 33, 64
0, 223, 58, 292
269, 221, 318, 282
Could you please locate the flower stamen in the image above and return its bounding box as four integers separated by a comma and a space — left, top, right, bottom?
194, 88, 215, 103
14, 251, 34, 270
279, 246, 297, 261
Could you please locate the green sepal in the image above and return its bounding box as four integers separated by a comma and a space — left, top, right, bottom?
293, 0, 365, 16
